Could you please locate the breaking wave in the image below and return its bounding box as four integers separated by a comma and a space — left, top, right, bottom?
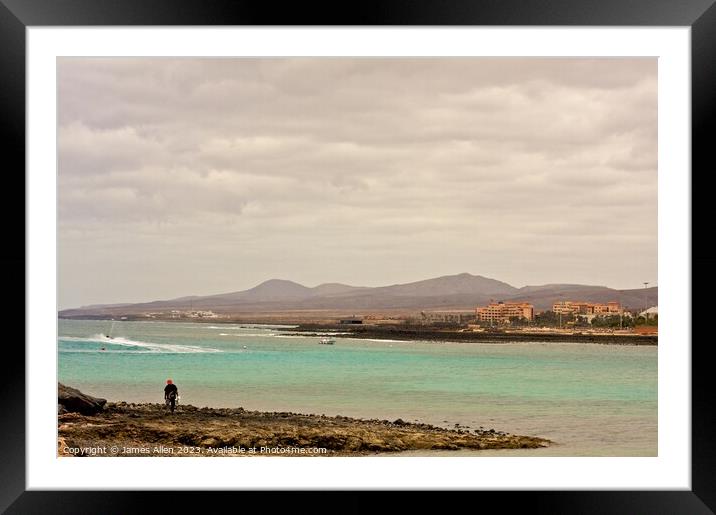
59, 335, 222, 354
218, 332, 276, 337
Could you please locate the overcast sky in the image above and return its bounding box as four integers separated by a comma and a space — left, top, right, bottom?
58, 58, 657, 309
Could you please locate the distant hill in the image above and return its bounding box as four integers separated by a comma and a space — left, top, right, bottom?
59, 273, 657, 317
371, 272, 517, 297
505, 285, 658, 311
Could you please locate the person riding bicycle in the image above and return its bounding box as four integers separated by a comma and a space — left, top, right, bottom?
164, 379, 178, 413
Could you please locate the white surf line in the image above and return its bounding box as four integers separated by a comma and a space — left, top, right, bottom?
59, 335, 222, 353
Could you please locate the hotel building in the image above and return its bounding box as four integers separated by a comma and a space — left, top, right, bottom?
476, 301, 535, 324
552, 301, 621, 316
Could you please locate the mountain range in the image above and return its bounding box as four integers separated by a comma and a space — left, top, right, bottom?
59, 273, 658, 317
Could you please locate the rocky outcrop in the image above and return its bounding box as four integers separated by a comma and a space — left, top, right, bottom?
292, 325, 658, 345
57, 401, 551, 456
58, 383, 107, 415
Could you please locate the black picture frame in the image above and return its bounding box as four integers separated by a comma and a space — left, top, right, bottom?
3, 0, 711, 513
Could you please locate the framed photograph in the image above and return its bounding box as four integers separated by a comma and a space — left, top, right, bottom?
5, 0, 711, 512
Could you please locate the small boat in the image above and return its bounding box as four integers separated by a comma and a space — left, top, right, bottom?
319, 337, 335, 345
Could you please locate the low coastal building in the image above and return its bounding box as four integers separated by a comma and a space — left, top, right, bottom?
638, 306, 658, 319
552, 301, 622, 316
476, 301, 534, 324
339, 317, 363, 324
418, 311, 477, 325
144, 310, 218, 319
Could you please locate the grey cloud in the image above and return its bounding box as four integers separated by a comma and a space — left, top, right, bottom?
58, 58, 657, 309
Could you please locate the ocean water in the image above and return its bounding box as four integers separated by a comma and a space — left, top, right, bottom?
58, 319, 657, 456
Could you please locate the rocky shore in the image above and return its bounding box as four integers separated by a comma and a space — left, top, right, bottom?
291, 324, 658, 345
58, 388, 550, 457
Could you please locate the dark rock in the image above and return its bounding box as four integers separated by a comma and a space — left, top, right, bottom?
393, 418, 406, 426
58, 383, 106, 415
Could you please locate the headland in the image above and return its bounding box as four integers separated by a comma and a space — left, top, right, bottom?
57, 386, 550, 457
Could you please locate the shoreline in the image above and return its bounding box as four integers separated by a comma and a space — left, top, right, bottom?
291, 324, 658, 346
58, 400, 551, 457
59, 316, 657, 345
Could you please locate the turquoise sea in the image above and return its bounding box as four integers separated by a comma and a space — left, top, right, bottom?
58, 319, 657, 456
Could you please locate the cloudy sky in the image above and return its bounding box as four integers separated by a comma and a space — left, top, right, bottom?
58, 58, 657, 309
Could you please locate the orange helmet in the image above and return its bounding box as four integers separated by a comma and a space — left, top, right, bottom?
166, 379, 173, 384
